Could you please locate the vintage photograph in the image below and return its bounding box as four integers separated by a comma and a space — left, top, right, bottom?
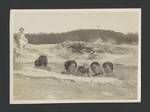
10, 9, 141, 104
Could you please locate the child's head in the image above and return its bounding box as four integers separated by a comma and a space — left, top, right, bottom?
90, 61, 103, 74
77, 66, 87, 74
64, 60, 77, 73
102, 61, 113, 74
34, 55, 48, 68
82, 63, 89, 69
34, 59, 40, 67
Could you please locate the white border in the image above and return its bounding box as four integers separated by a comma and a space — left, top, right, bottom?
10, 8, 141, 104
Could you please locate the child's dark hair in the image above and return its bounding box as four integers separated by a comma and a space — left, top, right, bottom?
90, 61, 100, 69
102, 61, 113, 70
64, 60, 77, 70
34, 55, 48, 67
39, 55, 48, 66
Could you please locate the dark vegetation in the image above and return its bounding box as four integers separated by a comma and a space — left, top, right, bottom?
14, 29, 138, 45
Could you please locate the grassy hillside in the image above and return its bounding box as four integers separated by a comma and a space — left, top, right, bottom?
14, 29, 138, 45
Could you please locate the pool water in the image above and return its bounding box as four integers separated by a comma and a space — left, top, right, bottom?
13, 63, 138, 101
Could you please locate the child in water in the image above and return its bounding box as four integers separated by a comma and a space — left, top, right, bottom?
62, 60, 77, 75
34, 55, 51, 71
102, 61, 115, 77
77, 64, 89, 77
90, 61, 103, 77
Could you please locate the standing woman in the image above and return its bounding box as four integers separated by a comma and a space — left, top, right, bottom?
15, 27, 28, 62
16, 27, 28, 51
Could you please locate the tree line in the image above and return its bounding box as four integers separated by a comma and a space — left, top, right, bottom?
14, 29, 138, 45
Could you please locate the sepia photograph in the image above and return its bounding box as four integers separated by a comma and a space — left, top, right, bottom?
10, 9, 141, 104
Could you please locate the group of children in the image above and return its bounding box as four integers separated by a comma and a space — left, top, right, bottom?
34, 55, 115, 78
62, 60, 115, 77
15, 27, 115, 78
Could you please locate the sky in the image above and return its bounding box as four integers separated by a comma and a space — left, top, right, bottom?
11, 9, 141, 34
